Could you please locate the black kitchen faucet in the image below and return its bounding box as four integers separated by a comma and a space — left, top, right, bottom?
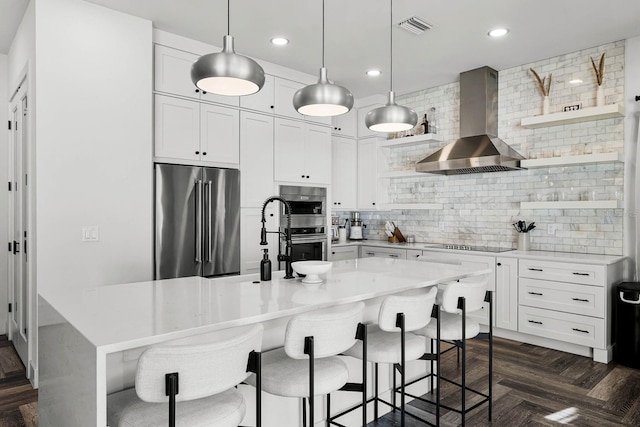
260, 196, 295, 279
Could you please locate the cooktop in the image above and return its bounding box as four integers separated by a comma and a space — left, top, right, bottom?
428, 244, 512, 253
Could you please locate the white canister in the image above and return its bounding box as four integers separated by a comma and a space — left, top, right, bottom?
338, 226, 347, 243
517, 233, 530, 251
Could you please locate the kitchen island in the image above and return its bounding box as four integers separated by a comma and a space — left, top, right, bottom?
38, 257, 490, 427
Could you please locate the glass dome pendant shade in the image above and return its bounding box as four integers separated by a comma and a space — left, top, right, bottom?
191, 34, 265, 96
365, 90, 418, 132
293, 67, 354, 116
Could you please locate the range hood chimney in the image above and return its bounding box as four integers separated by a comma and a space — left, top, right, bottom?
416, 66, 524, 175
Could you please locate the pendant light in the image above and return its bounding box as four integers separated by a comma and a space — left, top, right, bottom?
365, 0, 417, 132
191, 0, 265, 96
292, 0, 354, 116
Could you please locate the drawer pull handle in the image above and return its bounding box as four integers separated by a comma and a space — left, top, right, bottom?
572, 328, 590, 334
572, 272, 590, 276
572, 298, 589, 302
528, 268, 543, 272
528, 320, 543, 325
366, 252, 375, 256
389, 254, 399, 258
528, 292, 543, 296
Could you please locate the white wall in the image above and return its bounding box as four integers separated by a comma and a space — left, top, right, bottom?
35, 0, 153, 296
0, 53, 8, 335
624, 35, 640, 280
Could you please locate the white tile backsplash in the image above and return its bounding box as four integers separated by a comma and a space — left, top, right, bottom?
340, 40, 625, 255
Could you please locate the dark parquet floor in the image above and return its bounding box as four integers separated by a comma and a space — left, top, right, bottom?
368, 336, 640, 426
1, 335, 639, 426
0, 336, 37, 427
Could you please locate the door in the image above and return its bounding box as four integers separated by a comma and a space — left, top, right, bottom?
357, 138, 378, 209
331, 137, 357, 209
239, 74, 275, 114
202, 168, 240, 277
200, 103, 240, 166
274, 118, 305, 182
240, 111, 274, 207
155, 164, 202, 279
8, 82, 28, 367
154, 94, 200, 162
304, 123, 331, 184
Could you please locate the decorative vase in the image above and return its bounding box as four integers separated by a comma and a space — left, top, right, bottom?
596, 85, 604, 106
517, 233, 530, 251
542, 96, 550, 115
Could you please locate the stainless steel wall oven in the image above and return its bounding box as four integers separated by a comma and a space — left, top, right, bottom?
279, 185, 327, 263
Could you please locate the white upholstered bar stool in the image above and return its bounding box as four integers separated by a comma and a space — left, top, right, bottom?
252, 302, 365, 427
344, 287, 438, 427
417, 275, 492, 427
107, 324, 263, 427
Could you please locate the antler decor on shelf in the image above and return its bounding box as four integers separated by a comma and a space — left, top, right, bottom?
530, 68, 551, 97
591, 52, 605, 86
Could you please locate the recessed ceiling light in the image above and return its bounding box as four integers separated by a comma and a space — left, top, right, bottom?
366, 69, 382, 77
488, 28, 509, 38
569, 79, 583, 85
270, 37, 289, 46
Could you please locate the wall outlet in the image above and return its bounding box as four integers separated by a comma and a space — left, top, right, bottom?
547, 224, 561, 235
82, 226, 100, 242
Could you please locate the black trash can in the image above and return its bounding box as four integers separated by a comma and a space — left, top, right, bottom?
614, 282, 640, 368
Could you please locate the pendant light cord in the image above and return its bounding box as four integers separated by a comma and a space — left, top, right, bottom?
390, 0, 393, 92
322, 0, 325, 68
227, 0, 230, 35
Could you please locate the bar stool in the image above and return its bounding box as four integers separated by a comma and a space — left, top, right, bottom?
343, 287, 438, 427
417, 275, 492, 427
255, 302, 366, 427
107, 324, 263, 427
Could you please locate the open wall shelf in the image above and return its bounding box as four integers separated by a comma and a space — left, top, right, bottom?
521, 152, 623, 168
379, 133, 443, 148
521, 200, 621, 210
520, 103, 624, 129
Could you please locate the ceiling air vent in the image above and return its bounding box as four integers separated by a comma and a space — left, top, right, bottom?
397, 16, 433, 35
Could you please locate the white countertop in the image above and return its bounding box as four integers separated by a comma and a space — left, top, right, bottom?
39, 257, 490, 353
332, 240, 626, 264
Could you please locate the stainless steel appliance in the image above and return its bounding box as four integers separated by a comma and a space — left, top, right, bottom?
279, 185, 327, 262
349, 212, 363, 240
155, 163, 240, 279
416, 66, 525, 175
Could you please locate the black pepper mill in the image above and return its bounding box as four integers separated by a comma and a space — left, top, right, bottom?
260, 249, 272, 281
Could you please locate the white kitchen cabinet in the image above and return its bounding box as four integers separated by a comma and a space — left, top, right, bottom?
360, 246, 406, 259
357, 103, 383, 138
357, 138, 378, 210
241, 207, 278, 275
495, 257, 518, 331
331, 109, 357, 138
154, 44, 239, 107
274, 118, 331, 184
155, 94, 239, 166
406, 249, 423, 259
240, 111, 274, 207
154, 94, 200, 162
328, 246, 358, 261
331, 137, 357, 210
239, 74, 276, 114
200, 103, 240, 166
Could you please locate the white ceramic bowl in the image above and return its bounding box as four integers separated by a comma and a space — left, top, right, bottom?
291, 261, 333, 284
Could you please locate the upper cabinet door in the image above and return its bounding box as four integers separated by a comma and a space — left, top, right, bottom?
274, 118, 305, 182
332, 109, 357, 138
154, 45, 200, 100
154, 94, 200, 161
200, 90, 240, 107
239, 74, 275, 114
240, 111, 274, 207
274, 77, 304, 120
200, 104, 240, 166
357, 138, 378, 210
332, 136, 357, 209
304, 124, 331, 184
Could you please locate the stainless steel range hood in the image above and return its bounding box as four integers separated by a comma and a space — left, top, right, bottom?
416, 66, 525, 175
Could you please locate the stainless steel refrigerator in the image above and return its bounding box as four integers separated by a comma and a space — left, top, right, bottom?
155, 163, 240, 279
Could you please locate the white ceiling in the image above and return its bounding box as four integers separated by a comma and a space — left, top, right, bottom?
3, 0, 640, 98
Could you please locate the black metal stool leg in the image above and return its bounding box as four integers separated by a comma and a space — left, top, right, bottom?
302, 398, 307, 427
392, 364, 397, 411
461, 298, 466, 427
326, 394, 330, 427
374, 363, 379, 419
397, 313, 406, 427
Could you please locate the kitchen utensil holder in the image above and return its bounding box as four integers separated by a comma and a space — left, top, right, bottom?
517, 233, 530, 251
392, 227, 406, 243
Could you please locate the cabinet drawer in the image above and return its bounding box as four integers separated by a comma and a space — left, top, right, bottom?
406, 249, 423, 260
519, 278, 605, 318
360, 246, 406, 259
518, 306, 604, 348
328, 246, 358, 261
518, 259, 605, 286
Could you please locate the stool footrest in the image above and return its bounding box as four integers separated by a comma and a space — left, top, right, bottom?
339, 382, 363, 392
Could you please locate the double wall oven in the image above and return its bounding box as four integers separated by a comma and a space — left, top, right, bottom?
279, 185, 327, 263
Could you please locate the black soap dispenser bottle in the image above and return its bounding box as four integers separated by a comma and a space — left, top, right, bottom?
260, 249, 272, 281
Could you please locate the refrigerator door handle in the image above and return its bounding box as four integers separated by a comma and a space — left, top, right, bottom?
206, 180, 213, 262
195, 179, 203, 263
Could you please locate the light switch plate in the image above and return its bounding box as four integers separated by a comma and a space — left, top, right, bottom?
82, 226, 100, 242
